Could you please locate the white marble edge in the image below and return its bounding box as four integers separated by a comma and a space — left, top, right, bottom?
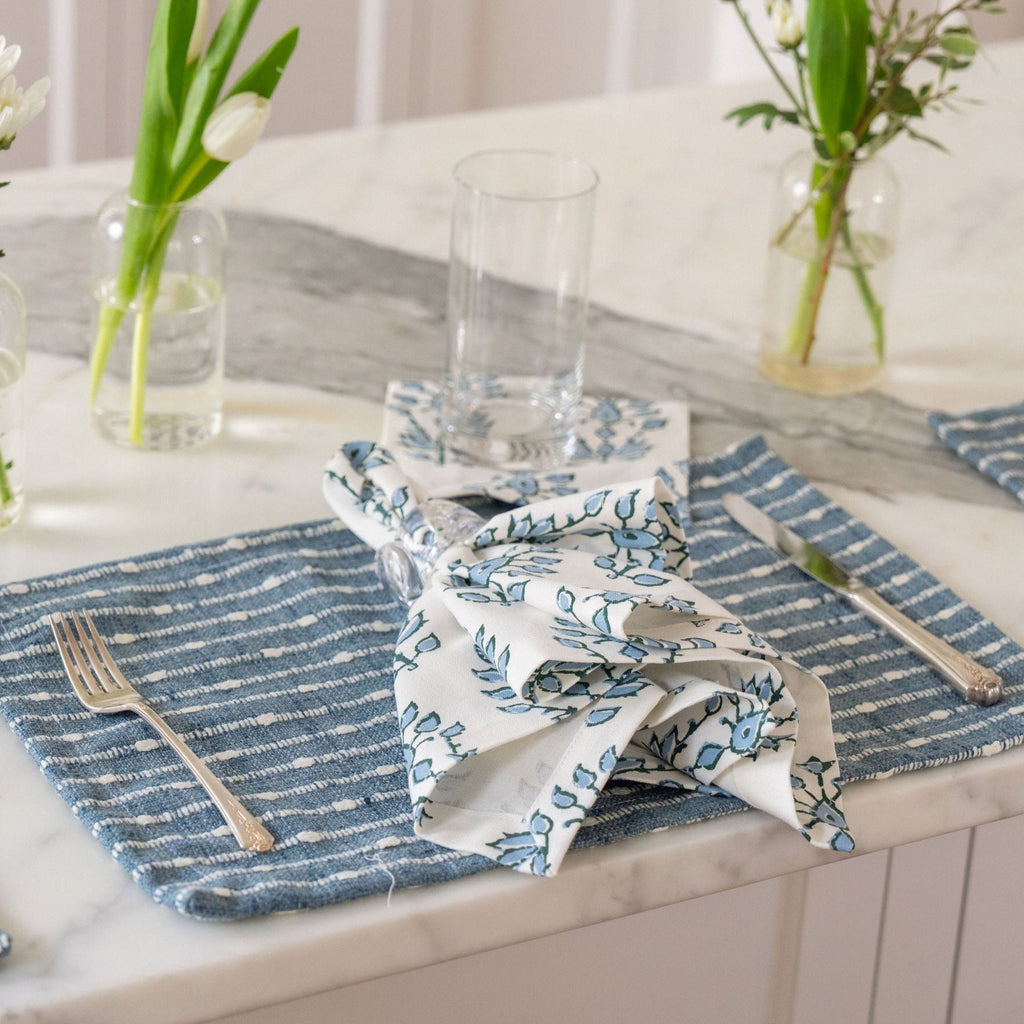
1, 40, 1023, 1023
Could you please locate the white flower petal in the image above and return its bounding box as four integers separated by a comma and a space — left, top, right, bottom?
201, 92, 271, 163
0, 41, 21, 82
0, 74, 49, 145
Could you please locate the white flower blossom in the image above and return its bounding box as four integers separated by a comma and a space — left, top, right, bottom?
0, 74, 50, 148
201, 92, 271, 162
0, 37, 21, 81
769, 0, 804, 49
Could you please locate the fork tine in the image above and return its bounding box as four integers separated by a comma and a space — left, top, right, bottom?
50, 612, 98, 701
68, 612, 113, 694
74, 611, 129, 694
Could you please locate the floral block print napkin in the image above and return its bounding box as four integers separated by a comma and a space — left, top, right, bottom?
380, 380, 690, 509
928, 400, 1024, 503
323, 441, 851, 875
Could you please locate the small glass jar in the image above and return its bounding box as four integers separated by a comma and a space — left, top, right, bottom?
90, 191, 227, 450
760, 150, 900, 395
0, 272, 27, 529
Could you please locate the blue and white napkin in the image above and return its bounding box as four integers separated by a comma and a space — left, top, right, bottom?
928, 400, 1024, 503
323, 441, 851, 875
380, 380, 690, 508
0, 929, 10, 960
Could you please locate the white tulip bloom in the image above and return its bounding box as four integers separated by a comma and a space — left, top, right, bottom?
770, 0, 803, 49
0, 74, 51, 148
201, 92, 271, 162
0, 37, 21, 82
187, 0, 209, 63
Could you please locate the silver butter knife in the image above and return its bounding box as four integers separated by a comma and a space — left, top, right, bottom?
722, 492, 1003, 707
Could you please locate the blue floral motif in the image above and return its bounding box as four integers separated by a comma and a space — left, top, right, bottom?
569, 397, 671, 465
399, 700, 473, 821
586, 706, 620, 726
730, 708, 770, 752
471, 626, 511, 684
488, 810, 553, 875
791, 754, 854, 851
394, 609, 441, 675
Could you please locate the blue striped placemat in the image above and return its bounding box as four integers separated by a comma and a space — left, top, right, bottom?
0, 436, 1021, 921
928, 400, 1024, 503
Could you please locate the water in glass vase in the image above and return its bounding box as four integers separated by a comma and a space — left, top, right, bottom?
91, 272, 225, 450
760, 224, 894, 396
0, 349, 25, 529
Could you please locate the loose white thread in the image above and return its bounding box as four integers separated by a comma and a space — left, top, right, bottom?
363, 850, 396, 907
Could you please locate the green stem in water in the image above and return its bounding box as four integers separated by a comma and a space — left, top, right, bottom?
90, 302, 127, 401
0, 442, 13, 508
784, 172, 886, 365
840, 215, 886, 360
127, 210, 178, 445
785, 164, 851, 363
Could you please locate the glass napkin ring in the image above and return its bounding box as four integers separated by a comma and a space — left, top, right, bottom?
375, 499, 485, 605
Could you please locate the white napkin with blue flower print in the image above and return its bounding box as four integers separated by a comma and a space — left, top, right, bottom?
323, 442, 851, 876
380, 380, 690, 506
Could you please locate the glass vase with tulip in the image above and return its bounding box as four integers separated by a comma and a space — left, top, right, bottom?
89, 0, 298, 449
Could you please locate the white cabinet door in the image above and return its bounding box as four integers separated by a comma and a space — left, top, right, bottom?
951, 814, 1024, 1023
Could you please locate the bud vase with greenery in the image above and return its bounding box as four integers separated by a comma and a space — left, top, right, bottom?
89, 0, 298, 449
723, 0, 1002, 394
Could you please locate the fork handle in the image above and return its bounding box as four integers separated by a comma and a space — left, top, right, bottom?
132, 703, 274, 852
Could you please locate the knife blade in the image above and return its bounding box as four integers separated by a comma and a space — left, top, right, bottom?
722, 492, 1003, 707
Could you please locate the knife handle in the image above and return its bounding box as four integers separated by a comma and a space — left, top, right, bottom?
847, 585, 1003, 706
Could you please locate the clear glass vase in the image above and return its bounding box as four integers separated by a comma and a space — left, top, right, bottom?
90, 191, 227, 450
760, 150, 900, 395
0, 272, 26, 530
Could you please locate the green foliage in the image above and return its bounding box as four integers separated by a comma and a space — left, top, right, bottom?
805, 0, 869, 154
725, 102, 800, 130
723, 0, 1002, 161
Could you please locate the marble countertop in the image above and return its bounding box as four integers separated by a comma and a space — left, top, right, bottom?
1, 40, 1022, 1023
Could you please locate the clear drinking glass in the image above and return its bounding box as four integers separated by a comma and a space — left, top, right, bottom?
90, 191, 227, 450
441, 149, 599, 469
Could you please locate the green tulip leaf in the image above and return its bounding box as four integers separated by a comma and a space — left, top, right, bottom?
227, 27, 300, 100
177, 27, 300, 201
806, 0, 870, 153
171, 0, 262, 177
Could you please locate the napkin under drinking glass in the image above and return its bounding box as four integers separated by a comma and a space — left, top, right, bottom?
381, 380, 691, 508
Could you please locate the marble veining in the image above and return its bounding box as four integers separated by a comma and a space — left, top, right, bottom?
5, 214, 1017, 512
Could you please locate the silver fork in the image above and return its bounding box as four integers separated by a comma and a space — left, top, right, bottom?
50, 611, 274, 852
